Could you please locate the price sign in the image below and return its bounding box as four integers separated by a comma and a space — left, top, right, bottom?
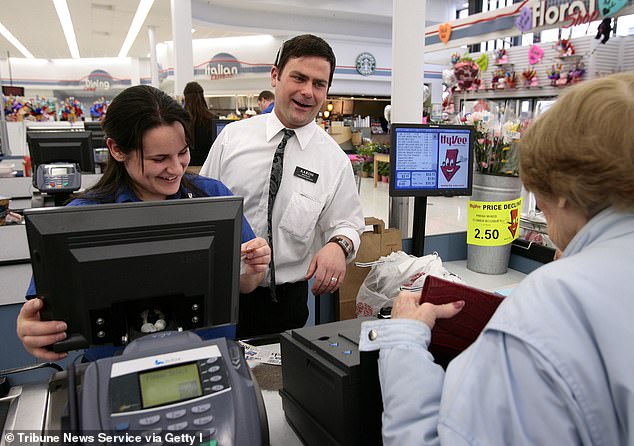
467, 197, 523, 246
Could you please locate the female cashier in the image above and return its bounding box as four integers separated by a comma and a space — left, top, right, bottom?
16, 85, 271, 361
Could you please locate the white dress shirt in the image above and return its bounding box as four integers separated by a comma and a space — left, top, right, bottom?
200, 113, 364, 285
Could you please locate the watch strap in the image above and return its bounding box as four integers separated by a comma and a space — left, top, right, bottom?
329, 236, 353, 259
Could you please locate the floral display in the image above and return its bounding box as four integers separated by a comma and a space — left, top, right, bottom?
491, 67, 506, 89
522, 67, 538, 87
494, 48, 508, 64
555, 39, 575, 57
89, 97, 109, 120
547, 64, 562, 86
568, 63, 585, 83
504, 71, 517, 89
453, 57, 480, 91
2, 95, 56, 121
28, 96, 57, 121
460, 109, 525, 176
59, 97, 84, 122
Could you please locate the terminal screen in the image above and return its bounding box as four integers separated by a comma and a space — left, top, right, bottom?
139, 363, 202, 409
389, 124, 474, 197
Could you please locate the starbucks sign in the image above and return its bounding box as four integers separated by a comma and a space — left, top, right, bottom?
355, 52, 376, 76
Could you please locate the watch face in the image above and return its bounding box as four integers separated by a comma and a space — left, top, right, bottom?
355, 52, 376, 76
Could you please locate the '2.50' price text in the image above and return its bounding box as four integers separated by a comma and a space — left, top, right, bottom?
473, 228, 499, 240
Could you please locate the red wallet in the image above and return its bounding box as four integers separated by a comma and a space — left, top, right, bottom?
420, 275, 505, 363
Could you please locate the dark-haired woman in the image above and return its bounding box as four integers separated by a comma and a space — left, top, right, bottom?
17, 85, 270, 361
183, 81, 217, 166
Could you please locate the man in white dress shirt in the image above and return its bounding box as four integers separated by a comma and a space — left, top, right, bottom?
200, 34, 364, 337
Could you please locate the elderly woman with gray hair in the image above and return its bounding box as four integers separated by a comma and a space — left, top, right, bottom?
360, 73, 634, 445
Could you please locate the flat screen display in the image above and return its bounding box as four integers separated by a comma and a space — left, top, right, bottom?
389, 124, 474, 197
211, 119, 234, 144
139, 363, 202, 408
2, 86, 25, 96
27, 130, 95, 173
24, 196, 243, 352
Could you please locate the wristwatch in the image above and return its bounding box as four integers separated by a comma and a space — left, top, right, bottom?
329, 236, 353, 259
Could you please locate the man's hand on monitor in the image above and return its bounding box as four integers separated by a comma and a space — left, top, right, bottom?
16, 298, 68, 361
305, 242, 347, 295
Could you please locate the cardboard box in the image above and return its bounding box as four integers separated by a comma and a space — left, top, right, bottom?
337, 217, 402, 320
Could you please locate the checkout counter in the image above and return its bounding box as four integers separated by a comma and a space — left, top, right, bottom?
0, 175, 101, 309
0, 250, 527, 445
0, 164, 534, 445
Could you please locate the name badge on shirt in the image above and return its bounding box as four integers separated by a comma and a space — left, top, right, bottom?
294, 166, 319, 183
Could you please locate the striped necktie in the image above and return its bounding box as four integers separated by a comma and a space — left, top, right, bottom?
267, 128, 295, 301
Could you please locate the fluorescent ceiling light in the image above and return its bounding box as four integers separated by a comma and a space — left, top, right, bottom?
53, 0, 80, 58
0, 21, 34, 58
118, 0, 155, 58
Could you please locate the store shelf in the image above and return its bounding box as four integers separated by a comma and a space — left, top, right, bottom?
556, 55, 583, 62
453, 86, 562, 100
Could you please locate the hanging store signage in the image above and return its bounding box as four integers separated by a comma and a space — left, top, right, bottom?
516, 6, 533, 32
438, 23, 452, 44
467, 197, 523, 247
84, 69, 112, 91
206, 53, 241, 80
598, 0, 627, 18
529, 0, 603, 29
355, 52, 376, 76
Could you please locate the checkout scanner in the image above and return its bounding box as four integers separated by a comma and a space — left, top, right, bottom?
1, 331, 268, 445
26, 130, 95, 207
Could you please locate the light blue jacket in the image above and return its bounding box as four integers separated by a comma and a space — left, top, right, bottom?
360, 208, 634, 445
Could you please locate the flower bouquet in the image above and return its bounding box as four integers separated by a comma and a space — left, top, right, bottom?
59, 97, 84, 122
90, 97, 109, 120
3, 96, 26, 121
569, 63, 585, 83
522, 68, 538, 88
460, 108, 524, 177
546, 64, 562, 86
28, 96, 56, 121
495, 48, 509, 64
453, 57, 479, 91
505, 71, 517, 89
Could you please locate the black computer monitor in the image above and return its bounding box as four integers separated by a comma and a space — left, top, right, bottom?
389, 123, 475, 197
83, 121, 106, 149
2, 85, 25, 96
27, 130, 96, 173
24, 196, 243, 353
211, 119, 234, 144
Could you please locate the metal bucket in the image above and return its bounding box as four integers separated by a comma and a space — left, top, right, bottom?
467, 173, 522, 274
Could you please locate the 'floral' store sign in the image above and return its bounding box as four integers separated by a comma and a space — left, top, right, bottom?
528, 0, 626, 29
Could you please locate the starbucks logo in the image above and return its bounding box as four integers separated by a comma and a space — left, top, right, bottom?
355, 52, 376, 76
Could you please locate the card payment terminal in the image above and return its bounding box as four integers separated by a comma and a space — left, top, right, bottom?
78, 331, 268, 445
34, 163, 82, 193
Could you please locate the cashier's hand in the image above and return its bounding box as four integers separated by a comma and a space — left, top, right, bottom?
391, 291, 465, 329
16, 298, 68, 361
240, 237, 271, 275
305, 243, 346, 295
239, 237, 270, 294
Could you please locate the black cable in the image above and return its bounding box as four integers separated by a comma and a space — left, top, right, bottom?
0, 361, 63, 377
67, 362, 79, 442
